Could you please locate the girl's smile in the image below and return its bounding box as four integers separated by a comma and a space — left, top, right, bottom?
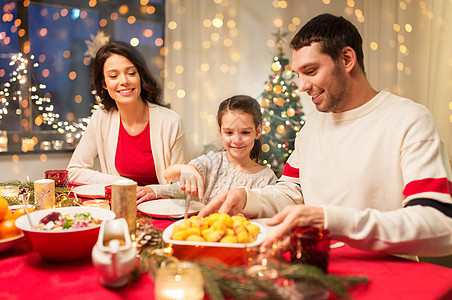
219, 111, 261, 164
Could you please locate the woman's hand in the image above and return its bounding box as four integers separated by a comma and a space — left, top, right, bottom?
136, 186, 157, 204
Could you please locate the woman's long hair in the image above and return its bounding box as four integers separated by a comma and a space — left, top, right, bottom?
92, 41, 169, 111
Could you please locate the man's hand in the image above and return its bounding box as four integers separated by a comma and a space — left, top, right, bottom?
198, 187, 247, 218
136, 186, 157, 204
261, 204, 325, 248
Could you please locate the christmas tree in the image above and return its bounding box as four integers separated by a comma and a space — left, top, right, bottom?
259, 29, 305, 177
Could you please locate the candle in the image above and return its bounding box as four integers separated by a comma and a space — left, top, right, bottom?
82, 199, 110, 210
34, 179, 55, 210
111, 179, 137, 234
0, 130, 7, 152
154, 262, 204, 300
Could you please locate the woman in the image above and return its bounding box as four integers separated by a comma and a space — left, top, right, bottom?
67, 41, 186, 202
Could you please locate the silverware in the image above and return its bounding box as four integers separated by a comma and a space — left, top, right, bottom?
20, 193, 35, 229
184, 193, 191, 220
33, 189, 51, 209
20, 189, 51, 229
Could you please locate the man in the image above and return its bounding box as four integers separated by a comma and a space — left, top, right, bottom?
199, 13, 452, 257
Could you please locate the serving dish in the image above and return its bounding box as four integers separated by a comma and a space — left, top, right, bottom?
15, 206, 116, 261
162, 219, 267, 266
0, 234, 24, 253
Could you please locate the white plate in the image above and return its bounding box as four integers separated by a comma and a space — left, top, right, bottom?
137, 199, 205, 219
162, 219, 267, 248
252, 218, 282, 237
73, 184, 108, 198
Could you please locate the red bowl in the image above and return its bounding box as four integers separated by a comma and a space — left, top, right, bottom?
15, 206, 115, 261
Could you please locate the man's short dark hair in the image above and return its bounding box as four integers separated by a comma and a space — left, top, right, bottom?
290, 13, 365, 73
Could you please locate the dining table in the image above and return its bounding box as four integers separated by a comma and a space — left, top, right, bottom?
1, 214, 452, 300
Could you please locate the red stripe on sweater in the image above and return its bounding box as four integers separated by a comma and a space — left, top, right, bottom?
282, 163, 299, 178
403, 177, 452, 197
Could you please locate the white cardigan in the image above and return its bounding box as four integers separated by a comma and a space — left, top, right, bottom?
67, 103, 187, 185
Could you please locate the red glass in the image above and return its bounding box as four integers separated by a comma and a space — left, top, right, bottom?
104, 185, 112, 202
290, 226, 331, 273
44, 169, 69, 188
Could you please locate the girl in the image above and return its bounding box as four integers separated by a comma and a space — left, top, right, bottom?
67, 41, 186, 202
153, 95, 277, 204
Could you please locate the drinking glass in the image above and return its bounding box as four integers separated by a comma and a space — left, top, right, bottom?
290, 226, 331, 273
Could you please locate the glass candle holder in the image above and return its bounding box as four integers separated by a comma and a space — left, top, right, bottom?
154, 261, 204, 300
0, 185, 19, 199
104, 185, 112, 202
82, 199, 110, 210
245, 243, 282, 280
290, 226, 331, 273
45, 169, 69, 188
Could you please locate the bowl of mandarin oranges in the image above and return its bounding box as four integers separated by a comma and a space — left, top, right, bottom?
0, 196, 33, 252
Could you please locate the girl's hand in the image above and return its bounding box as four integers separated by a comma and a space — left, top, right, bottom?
178, 164, 204, 200
136, 186, 157, 204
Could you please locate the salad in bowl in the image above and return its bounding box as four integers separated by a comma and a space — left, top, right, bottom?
15, 206, 115, 261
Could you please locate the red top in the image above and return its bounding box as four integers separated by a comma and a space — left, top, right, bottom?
115, 120, 158, 186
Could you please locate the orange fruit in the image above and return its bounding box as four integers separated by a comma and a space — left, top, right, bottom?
13, 207, 35, 220
0, 197, 9, 221
4, 208, 12, 220
0, 218, 22, 239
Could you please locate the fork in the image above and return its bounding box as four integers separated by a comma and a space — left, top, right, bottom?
184, 193, 191, 220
